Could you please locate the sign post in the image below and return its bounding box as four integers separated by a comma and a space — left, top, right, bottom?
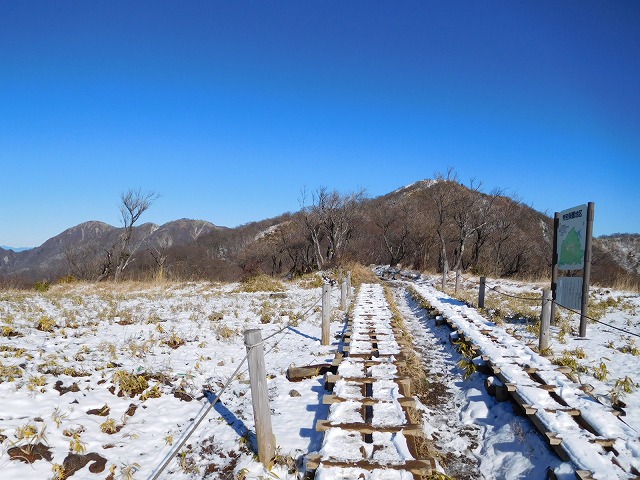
579, 203, 595, 337
551, 202, 594, 338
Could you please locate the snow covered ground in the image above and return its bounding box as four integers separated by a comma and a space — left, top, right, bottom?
401, 273, 640, 479
0, 273, 638, 479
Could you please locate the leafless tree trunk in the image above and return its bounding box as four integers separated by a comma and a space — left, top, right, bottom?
373, 198, 410, 266
450, 181, 503, 275
299, 187, 365, 269
114, 189, 159, 281
426, 168, 458, 278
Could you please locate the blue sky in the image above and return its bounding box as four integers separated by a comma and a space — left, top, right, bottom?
1, 1, 639, 247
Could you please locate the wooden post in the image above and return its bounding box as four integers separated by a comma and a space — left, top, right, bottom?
550, 212, 560, 325
579, 202, 595, 338
322, 284, 331, 345
244, 329, 275, 467
539, 289, 552, 351
341, 280, 347, 310
478, 276, 486, 309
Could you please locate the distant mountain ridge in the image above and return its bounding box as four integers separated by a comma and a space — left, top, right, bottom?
1, 219, 221, 282
1, 180, 638, 286
0, 246, 32, 252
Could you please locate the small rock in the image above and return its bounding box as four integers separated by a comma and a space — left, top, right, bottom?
289, 389, 301, 397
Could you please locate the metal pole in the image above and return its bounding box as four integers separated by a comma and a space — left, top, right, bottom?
244, 329, 275, 467
579, 202, 595, 337
347, 271, 352, 298
478, 276, 486, 309
341, 280, 347, 310
539, 289, 552, 351
455, 270, 460, 293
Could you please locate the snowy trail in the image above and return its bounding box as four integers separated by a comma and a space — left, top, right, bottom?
403, 278, 640, 480
311, 283, 435, 480
392, 284, 565, 480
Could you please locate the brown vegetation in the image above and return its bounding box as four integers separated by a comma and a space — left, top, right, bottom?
2, 175, 637, 289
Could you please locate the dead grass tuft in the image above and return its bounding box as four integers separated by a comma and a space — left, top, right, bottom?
344, 262, 379, 287
237, 275, 284, 293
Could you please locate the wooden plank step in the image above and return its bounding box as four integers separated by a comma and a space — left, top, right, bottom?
322, 394, 416, 407
575, 470, 596, 480
307, 457, 436, 476
545, 407, 581, 416
545, 432, 563, 446
589, 438, 616, 448
335, 359, 406, 368
316, 419, 423, 436
326, 374, 412, 384
337, 352, 404, 360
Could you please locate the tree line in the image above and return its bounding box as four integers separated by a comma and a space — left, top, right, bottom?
5, 174, 633, 288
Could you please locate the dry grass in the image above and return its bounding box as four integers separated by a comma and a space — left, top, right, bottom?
343, 262, 379, 287
294, 273, 324, 289
602, 274, 640, 293
237, 274, 284, 293
382, 285, 439, 464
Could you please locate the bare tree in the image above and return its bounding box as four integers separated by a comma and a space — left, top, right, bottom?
148, 242, 169, 281
372, 197, 410, 266
113, 189, 159, 281
299, 187, 365, 269
450, 181, 503, 275
425, 168, 458, 279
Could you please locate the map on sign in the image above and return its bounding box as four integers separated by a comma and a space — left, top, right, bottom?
557, 204, 587, 270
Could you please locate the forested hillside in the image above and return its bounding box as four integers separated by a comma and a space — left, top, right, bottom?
1, 177, 636, 288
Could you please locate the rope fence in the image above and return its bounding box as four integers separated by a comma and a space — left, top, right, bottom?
552, 300, 640, 339
448, 272, 541, 303
438, 271, 640, 339
146, 283, 334, 480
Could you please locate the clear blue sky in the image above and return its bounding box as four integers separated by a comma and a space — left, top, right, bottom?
1, 1, 639, 247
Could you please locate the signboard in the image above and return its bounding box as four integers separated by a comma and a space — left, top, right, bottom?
557, 204, 588, 271
556, 277, 583, 310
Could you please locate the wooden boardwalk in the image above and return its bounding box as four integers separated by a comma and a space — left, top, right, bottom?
410, 283, 640, 480
308, 283, 435, 480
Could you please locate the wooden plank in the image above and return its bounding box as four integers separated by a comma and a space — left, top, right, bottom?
336, 359, 406, 368
316, 420, 423, 436
545, 432, 563, 446
286, 363, 334, 381
538, 384, 558, 391
313, 458, 436, 476
589, 438, 616, 448
326, 374, 412, 384
322, 394, 416, 407
575, 470, 595, 480
545, 408, 581, 417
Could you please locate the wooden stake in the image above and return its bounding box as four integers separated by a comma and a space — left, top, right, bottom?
478, 276, 486, 309
244, 329, 275, 467
322, 284, 331, 345
341, 279, 347, 310
539, 289, 551, 351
